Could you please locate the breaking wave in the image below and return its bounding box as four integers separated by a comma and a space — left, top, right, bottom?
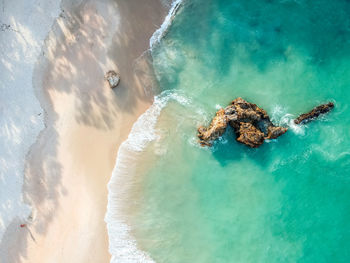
105, 91, 190, 263
106, 0, 185, 260
150, 0, 183, 48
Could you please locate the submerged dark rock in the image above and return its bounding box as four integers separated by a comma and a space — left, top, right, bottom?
198, 98, 288, 148
294, 102, 334, 125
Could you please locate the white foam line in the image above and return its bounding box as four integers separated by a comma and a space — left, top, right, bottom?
105, 97, 164, 263
105, 92, 189, 263
106, 1, 185, 260
149, 0, 183, 48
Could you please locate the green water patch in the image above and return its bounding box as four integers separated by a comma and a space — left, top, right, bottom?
126, 0, 350, 262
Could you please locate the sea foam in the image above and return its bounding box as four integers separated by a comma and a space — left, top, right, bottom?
271, 105, 305, 136
105, 91, 189, 262
108, 0, 350, 261
106, 1, 185, 261
150, 0, 183, 48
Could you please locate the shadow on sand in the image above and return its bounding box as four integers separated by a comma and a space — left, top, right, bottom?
0, 0, 167, 262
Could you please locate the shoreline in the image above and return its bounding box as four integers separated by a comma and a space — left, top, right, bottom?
0, 0, 168, 262
106, 90, 190, 262
105, 1, 185, 261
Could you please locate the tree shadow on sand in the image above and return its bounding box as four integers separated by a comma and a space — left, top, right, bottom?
0, 0, 167, 262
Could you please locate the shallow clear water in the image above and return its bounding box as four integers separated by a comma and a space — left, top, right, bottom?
124, 0, 350, 262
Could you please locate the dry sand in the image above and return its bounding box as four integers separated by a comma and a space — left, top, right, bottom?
0, 0, 167, 262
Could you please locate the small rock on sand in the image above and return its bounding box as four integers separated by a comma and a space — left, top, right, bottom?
105, 70, 120, 89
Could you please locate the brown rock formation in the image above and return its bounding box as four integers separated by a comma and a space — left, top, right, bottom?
294, 102, 334, 125
198, 98, 288, 148
266, 126, 288, 140
198, 109, 227, 146
235, 123, 265, 148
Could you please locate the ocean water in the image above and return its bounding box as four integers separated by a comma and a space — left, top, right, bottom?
108, 0, 350, 262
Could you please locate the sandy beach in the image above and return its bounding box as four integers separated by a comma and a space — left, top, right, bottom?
0, 0, 167, 262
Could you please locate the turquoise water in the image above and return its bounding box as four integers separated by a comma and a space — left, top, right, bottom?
125, 0, 350, 262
